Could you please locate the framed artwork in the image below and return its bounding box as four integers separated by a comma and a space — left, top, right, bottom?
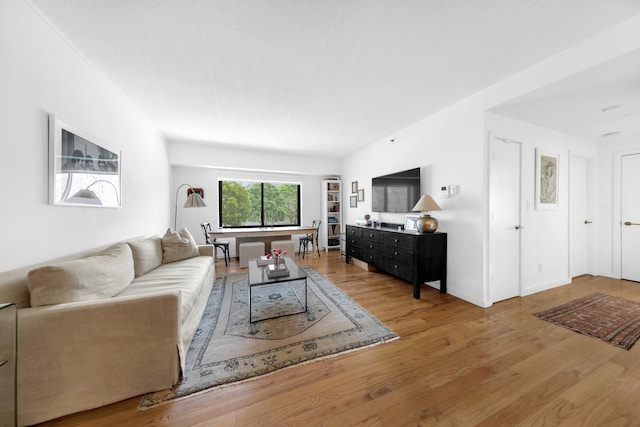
188, 188, 204, 198
350, 195, 358, 208
535, 149, 558, 210
351, 181, 358, 193
404, 215, 420, 231
49, 114, 121, 207
357, 188, 364, 202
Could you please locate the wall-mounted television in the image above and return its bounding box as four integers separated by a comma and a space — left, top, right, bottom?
371, 167, 421, 213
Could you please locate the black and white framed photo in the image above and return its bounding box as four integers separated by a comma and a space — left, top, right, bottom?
351, 181, 358, 193
49, 114, 121, 207
350, 195, 357, 208
404, 215, 420, 231
357, 188, 364, 202
535, 149, 558, 210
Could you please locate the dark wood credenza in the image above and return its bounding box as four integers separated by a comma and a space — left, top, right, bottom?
345, 225, 447, 299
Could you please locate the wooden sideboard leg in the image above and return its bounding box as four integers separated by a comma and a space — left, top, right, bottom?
413, 282, 420, 299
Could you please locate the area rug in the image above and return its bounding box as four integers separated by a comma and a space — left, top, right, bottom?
138, 266, 398, 409
533, 292, 640, 350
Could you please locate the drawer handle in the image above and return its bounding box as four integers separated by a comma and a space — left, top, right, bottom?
369, 245, 373, 249
394, 251, 398, 256
394, 239, 399, 243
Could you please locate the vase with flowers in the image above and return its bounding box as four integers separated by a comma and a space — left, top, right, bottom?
266, 248, 287, 267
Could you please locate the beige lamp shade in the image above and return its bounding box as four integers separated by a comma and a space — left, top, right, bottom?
412, 194, 441, 233
184, 192, 206, 208
174, 183, 207, 229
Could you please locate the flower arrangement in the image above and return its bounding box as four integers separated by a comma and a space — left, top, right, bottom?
266, 248, 287, 265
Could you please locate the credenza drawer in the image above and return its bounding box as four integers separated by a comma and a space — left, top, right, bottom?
347, 227, 362, 238
385, 233, 413, 248
362, 229, 384, 243
383, 246, 413, 264
384, 258, 414, 282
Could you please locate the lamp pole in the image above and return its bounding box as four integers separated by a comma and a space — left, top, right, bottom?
174, 183, 192, 230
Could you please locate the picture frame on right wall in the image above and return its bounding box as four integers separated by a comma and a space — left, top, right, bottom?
350, 195, 357, 208
535, 149, 558, 210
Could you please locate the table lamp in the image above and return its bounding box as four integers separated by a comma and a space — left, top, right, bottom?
411, 194, 441, 232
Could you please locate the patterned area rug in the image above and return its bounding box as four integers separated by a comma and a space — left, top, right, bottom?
138, 266, 398, 409
533, 292, 640, 350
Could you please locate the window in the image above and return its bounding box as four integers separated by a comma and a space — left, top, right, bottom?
219, 180, 300, 227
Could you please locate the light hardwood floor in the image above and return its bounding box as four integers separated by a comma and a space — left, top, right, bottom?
40, 251, 640, 426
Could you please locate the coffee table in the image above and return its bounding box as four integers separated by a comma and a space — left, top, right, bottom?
247, 256, 308, 323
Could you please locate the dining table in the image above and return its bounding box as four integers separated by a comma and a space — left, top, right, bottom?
208, 225, 317, 257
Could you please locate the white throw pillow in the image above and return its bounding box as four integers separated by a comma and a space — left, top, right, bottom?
162, 227, 200, 264
128, 236, 163, 277
27, 243, 135, 307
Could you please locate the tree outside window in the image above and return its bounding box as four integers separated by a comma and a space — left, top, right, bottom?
219, 180, 300, 227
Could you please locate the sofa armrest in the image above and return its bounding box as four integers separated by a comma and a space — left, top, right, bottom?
198, 244, 214, 257
17, 292, 181, 426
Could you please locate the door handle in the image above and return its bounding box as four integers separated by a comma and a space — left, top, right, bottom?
624, 221, 640, 226
584, 220, 593, 224
515, 225, 524, 230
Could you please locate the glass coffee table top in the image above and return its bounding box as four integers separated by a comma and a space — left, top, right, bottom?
247, 256, 308, 323
248, 256, 307, 286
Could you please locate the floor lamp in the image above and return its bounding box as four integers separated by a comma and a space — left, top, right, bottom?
174, 183, 206, 230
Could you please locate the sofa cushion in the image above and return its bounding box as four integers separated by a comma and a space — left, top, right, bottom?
118, 255, 213, 320
128, 236, 163, 277
27, 243, 135, 307
162, 228, 199, 264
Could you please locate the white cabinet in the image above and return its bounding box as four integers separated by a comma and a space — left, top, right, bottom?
321, 179, 342, 251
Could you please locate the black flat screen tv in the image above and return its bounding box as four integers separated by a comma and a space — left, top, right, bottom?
371, 167, 421, 213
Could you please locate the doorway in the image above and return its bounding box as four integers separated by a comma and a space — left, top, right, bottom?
621, 153, 640, 282
489, 135, 522, 303
569, 155, 594, 277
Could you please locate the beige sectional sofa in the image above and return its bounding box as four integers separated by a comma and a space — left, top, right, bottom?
0, 229, 215, 426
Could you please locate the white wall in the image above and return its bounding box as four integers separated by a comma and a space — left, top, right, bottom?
171, 164, 326, 256
486, 113, 598, 296
342, 15, 640, 307
0, 0, 170, 271
168, 140, 342, 176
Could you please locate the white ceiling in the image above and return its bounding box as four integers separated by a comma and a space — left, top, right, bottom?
28, 0, 640, 157
490, 48, 640, 145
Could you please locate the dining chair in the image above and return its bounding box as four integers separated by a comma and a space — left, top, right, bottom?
200, 222, 230, 266
298, 220, 321, 259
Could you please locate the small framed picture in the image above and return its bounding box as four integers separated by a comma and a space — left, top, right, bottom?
405, 215, 420, 231
357, 188, 364, 202
535, 149, 559, 210
350, 195, 357, 208
351, 181, 358, 193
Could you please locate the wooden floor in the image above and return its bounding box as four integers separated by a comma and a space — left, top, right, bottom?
41, 252, 640, 426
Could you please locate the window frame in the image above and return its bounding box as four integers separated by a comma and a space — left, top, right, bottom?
218, 180, 301, 228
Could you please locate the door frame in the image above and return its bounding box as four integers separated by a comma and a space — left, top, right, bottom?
613, 148, 640, 278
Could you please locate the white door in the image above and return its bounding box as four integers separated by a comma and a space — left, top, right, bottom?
621, 153, 640, 282
489, 136, 522, 302
570, 156, 593, 277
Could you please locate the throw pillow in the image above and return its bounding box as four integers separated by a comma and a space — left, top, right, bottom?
127, 236, 163, 277
27, 243, 135, 307
162, 227, 200, 264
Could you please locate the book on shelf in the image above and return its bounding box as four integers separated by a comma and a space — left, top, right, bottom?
267, 263, 290, 278
256, 256, 274, 266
